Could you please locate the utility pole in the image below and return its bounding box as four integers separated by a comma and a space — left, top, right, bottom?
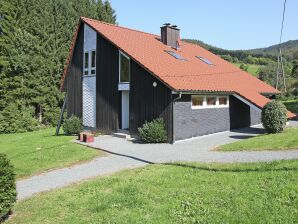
276, 48, 287, 92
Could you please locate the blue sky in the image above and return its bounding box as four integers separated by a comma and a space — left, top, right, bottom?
109, 0, 298, 50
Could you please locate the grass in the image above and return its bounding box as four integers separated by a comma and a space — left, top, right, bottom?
6, 160, 298, 223
234, 62, 261, 76
282, 100, 298, 113
217, 128, 298, 151
0, 128, 102, 178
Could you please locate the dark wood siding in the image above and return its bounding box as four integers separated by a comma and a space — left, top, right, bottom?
96, 34, 120, 131
130, 61, 173, 142
66, 23, 84, 118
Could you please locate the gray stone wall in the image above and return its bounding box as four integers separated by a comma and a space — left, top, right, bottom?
250, 107, 262, 125
173, 94, 262, 141
173, 95, 230, 141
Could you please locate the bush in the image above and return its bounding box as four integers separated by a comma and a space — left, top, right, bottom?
240, 63, 248, 71
62, 115, 82, 135
0, 154, 16, 219
43, 107, 61, 126
261, 101, 287, 133
0, 104, 40, 134
138, 118, 167, 143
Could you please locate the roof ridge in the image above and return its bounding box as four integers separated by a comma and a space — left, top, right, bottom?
81, 17, 158, 37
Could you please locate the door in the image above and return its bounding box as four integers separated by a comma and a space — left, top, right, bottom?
121, 90, 129, 129
82, 76, 96, 127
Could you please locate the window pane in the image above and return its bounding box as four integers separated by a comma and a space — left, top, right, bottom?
84, 70, 89, 76
84, 52, 89, 69
91, 69, 96, 75
120, 54, 129, 82
207, 97, 216, 106
192, 96, 203, 106
219, 97, 228, 105
91, 50, 96, 68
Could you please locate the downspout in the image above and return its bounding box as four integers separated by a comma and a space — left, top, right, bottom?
172, 92, 182, 143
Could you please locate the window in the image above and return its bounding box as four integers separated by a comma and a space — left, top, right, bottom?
91, 50, 96, 75
191, 95, 229, 109
192, 96, 204, 108
83, 50, 96, 76
119, 52, 130, 83
165, 50, 186, 61
207, 96, 216, 106
219, 96, 228, 105
196, 56, 214, 65
84, 52, 89, 76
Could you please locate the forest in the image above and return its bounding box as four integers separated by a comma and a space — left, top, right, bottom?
0, 0, 116, 133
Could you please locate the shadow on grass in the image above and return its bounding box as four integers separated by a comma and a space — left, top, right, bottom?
0, 210, 12, 223
162, 162, 298, 173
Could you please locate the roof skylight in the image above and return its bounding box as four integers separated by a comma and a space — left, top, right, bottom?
165, 50, 186, 61
196, 56, 214, 65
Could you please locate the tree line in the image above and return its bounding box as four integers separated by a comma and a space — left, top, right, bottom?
0, 0, 116, 133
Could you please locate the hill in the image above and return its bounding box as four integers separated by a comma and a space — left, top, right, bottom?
184, 39, 298, 60
248, 40, 298, 59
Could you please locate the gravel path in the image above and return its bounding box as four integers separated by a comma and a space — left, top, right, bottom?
17, 121, 298, 200
17, 155, 146, 200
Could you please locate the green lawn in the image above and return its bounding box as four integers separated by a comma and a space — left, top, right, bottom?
234, 63, 261, 76
217, 128, 298, 151
7, 160, 298, 223
0, 128, 102, 178
283, 100, 298, 113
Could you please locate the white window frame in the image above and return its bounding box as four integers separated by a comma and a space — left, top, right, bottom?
83, 50, 96, 77
119, 51, 130, 83
191, 95, 229, 109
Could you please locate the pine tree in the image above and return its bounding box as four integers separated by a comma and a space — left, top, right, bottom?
96, 0, 116, 24
0, 0, 117, 133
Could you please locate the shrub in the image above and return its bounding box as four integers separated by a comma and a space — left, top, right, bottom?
138, 118, 167, 143
261, 101, 287, 133
0, 104, 40, 134
240, 63, 248, 71
0, 154, 16, 219
43, 107, 61, 126
62, 115, 82, 135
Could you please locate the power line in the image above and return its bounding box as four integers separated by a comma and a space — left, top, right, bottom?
276, 0, 287, 92
279, 0, 287, 45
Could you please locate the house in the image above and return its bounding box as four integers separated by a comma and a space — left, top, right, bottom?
60, 17, 294, 143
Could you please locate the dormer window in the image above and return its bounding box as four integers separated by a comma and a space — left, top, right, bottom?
119, 51, 130, 83
83, 50, 96, 76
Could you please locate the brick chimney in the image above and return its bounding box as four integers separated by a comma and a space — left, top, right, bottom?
160, 23, 180, 49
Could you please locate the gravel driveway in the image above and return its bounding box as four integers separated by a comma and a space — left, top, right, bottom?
17, 121, 298, 200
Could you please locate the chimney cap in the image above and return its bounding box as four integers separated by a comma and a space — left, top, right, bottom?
171, 25, 178, 28
163, 23, 171, 26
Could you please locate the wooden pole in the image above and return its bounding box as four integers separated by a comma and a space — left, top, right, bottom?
55, 94, 67, 136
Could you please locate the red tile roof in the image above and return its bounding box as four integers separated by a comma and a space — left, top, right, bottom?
60, 17, 295, 119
